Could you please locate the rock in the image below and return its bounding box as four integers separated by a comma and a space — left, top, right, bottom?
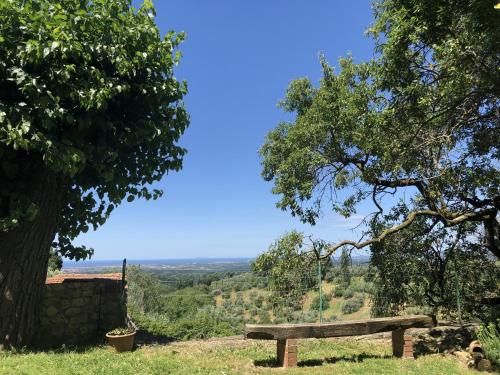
477, 359, 492, 372
472, 352, 485, 363
413, 325, 479, 356
454, 350, 471, 365
467, 359, 476, 368
45, 306, 59, 317
469, 340, 483, 354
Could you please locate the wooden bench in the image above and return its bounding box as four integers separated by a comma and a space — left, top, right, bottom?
245, 315, 434, 368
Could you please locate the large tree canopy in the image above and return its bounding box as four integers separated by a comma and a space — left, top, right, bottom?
0, 0, 188, 347
261, 0, 499, 258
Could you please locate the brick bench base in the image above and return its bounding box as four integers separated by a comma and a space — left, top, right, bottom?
392, 329, 414, 359
277, 339, 297, 367
275, 330, 414, 368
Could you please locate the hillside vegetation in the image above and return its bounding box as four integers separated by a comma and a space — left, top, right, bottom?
127, 263, 374, 340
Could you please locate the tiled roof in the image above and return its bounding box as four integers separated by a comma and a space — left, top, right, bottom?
46, 273, 123, 284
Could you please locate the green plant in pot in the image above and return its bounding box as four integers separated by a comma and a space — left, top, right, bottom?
106, 327, 136, 352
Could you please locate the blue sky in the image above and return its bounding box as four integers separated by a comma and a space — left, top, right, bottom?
75, 0, 376, 260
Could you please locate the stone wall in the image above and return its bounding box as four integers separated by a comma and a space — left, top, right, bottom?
37, 274, 127, 348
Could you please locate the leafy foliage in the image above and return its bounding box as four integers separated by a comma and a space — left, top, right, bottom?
310, 294, 330, 311
477, 321, 500, 366
47, 248, 62, 275
340, 248, 351, 286
260, 0, 500, 258
369, 220, 500, 321
341, 295, 365, 315
0, 0, 189, 259
127, 266, 168, 315
107, 327, 134, 336
252, 231, 331, 296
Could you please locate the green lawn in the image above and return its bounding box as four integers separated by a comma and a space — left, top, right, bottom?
0, 338, 475, 375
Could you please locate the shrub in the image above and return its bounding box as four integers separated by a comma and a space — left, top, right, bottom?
168, 309, 238, 340
477, 322, 500, 366
332, 285, 344, 297
162, 287, 212, 320
211, 289, 222, 297
343, 288, 354, 299
341, 296, 364, 314
259, 310, 272, 324
310, 295, 330, 311
127, 266, 169, 314
349, 277, 374, 294
301, 311, 318, 323
325, 270, 336, 282
254, 296, 264, 308
241, 282, 252, 291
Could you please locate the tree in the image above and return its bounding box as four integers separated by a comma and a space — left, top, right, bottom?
369, 216, 500, 321
127, 266, 169, 315
339, 248, 351, 286
260, 0, 499, 259
252, 231, 332, 316
47, 248, 63, 276
0, 0, 189, 348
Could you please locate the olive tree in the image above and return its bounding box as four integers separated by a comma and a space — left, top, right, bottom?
0, 0, 188, 348
370, 215, 500, 321
261, 0, 499, 258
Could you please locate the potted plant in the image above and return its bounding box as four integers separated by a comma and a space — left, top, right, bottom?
106, 327, 136, 352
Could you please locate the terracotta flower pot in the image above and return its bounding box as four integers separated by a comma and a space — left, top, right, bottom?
106, 330, 136, 352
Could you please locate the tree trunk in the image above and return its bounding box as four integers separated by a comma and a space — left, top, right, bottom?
0, 170, 66, 349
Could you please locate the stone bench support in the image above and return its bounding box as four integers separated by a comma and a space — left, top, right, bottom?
391, 328, 414, 359
246, 315, 433, 368
277, 339, 297, 368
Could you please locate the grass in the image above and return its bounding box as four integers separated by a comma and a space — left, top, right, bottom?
0, 338, 476, 375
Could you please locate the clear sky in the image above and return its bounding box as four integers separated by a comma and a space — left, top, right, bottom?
75, 0, 376, 260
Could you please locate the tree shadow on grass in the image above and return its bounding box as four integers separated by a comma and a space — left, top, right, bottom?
25, 329, 174, 353
254, 352, 391, 368
324, 352, 392, 364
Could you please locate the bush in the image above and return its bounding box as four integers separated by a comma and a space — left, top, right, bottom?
127, 266, 169, 314
332, 285, 344, 298
254, 295, 264, 308
310, 295, 330, 311
341, 296, 364, 314
325, 270, 336, 282
300, 311, 318, 323
259, 310, 272, 324
343, 288, 354, 299
169, 309, 239, 340
162, 287, 212, 320
349, 277, 374, 294
477, 322, 500, 366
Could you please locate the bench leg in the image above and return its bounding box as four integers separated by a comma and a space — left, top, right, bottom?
392, 329, 414, 359
277, 339, 298, 368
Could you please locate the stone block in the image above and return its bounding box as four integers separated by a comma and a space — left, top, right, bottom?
45, 306, 59, 317
477, 359, 492, 372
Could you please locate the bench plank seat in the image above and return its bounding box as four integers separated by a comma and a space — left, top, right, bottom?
245, 315, 434, 368
245, 315, 433, 340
